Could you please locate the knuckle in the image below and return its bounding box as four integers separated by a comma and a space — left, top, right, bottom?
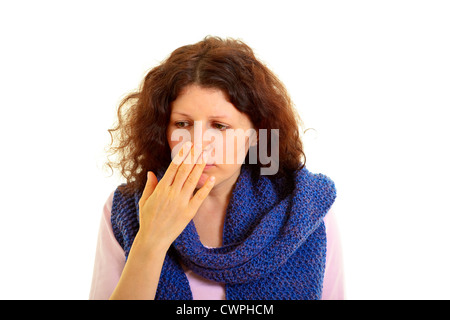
166, 187, 176, 200
179, 165, 191, 176
172, 155, 183, 166
186, 173, 198, 185
194, 189, 207, 202
200, 188, 210, 199
169, 162, 180, 173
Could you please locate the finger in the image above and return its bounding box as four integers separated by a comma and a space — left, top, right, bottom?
181, 151, 210, 196
170, 143, 204, 192
138, 171, 158, 208
159, 141, 193, 187
187, 175, 216, 214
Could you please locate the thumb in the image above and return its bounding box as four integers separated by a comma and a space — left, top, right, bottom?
139, 171, 158, 207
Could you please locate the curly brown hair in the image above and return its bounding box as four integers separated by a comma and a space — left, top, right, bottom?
105, 36, 305, 194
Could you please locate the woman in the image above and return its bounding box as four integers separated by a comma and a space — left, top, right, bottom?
90, 36, 344, 300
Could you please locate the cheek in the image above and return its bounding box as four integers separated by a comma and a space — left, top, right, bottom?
166, 128, 176, 149
167, 127, 193, 159
228, 134, 249, 164
207, 132, 250, 165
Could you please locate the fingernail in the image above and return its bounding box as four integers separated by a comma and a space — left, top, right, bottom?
202, 143, 214, 152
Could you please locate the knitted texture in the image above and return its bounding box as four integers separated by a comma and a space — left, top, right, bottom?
111, 164, 336, 300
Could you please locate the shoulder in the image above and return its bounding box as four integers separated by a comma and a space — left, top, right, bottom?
292, 167, 337, 215
296, 167, 336, 197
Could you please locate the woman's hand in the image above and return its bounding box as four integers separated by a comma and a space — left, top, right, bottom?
136, 141, 215, 252
110, 141, 214, 300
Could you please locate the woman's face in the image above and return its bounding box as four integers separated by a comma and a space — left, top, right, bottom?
167, 84, 256, 191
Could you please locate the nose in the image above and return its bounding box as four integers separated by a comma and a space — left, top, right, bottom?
190, 121, 216, 151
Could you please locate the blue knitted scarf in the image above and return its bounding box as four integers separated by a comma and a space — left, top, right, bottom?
111, 164, 336, 300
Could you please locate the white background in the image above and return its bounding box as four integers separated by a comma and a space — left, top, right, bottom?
0, 0, 449, 299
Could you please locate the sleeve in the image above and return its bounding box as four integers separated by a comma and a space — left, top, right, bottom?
89, 190, 126, 300
321, 206, 345, 300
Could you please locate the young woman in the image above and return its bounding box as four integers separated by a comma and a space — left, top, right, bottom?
89, 36, 344, 300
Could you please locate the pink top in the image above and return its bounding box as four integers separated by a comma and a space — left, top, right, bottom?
89, 191, 345, 300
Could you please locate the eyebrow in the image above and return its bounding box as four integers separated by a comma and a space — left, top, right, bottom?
171, 111, 229, 119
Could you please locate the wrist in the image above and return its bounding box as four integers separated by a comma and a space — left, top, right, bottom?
132, 231, 170, 259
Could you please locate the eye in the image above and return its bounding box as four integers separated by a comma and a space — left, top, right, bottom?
174, 121, 190, 128
213, 123, 228, 131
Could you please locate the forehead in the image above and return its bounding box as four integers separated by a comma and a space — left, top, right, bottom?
170, 85, 254, 128
172, 85, 234, 115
